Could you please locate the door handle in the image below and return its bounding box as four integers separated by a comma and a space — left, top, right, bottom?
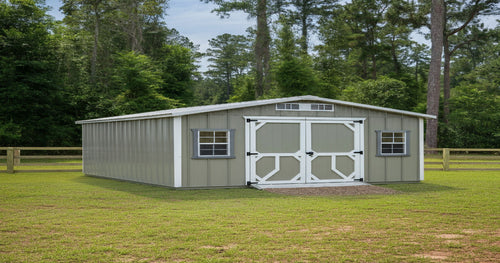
306, 151, 314, 156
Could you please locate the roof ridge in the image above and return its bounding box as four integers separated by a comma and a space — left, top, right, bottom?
76, 95, 435, 124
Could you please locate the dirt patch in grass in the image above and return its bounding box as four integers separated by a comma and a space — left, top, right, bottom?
436, 234, 464, 239
414, 251, 452, 260
264, 185, 400, 196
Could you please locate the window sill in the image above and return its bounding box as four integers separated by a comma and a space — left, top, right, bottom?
192, 155, 236, 159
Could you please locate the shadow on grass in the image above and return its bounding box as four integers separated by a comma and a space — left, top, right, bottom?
380, 182, 464, 193
72, 175, 278, 201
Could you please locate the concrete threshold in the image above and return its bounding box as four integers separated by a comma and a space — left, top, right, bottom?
251, 181, 370, 190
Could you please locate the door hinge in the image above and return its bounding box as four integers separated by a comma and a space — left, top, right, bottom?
246, 119, 258, 123
246, 152, 258, 156
354, 151, 363, 155
353, 120, 363, 124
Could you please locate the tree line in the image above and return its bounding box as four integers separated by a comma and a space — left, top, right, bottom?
1, 0, 498, 148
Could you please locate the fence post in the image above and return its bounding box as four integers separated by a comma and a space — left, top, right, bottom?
443, 148, 450, 171
14, 149, 21, 165
7, 147, 14, 174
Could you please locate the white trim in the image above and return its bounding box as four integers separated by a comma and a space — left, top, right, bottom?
358, 121, 365, 180
244, 116, 363, 122
419, 118, 424, 181
173, 117, 182, 187
244, 118, 250, 184
76, 95, 436, 124
245, 116, 365, 185
81, 126, 86, 174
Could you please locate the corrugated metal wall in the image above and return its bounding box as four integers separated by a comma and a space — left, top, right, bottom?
82, 118, 175, 186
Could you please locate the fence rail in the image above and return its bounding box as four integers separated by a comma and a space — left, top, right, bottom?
424, 148, 500, 171
1, 147, 499, 174
0, 147, 82, 173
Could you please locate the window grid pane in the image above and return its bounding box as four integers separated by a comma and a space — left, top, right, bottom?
276, 103, 334, 111
198, 130, 229, 157
379, 131, 407, 155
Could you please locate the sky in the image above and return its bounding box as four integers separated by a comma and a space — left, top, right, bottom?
45, 0, 253, 72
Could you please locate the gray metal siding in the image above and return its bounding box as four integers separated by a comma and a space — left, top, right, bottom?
364, 113, 420, 183
82, 118, 175, 186
182, 111, 247, 188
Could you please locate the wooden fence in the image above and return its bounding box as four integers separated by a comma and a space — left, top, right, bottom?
425, 148, 500, 171
0, 147, 82, 173
1, 147, 499, 173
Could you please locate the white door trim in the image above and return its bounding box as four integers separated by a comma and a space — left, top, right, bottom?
244, 116, 365, 185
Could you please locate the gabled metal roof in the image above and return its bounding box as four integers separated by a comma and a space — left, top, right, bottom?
75, 95, 436, 124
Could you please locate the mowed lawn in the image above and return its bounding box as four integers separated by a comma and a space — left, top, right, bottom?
0, 171, 498, 262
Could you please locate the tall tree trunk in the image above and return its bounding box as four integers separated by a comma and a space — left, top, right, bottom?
226, 70, 231, 100
91, 3, 100, 86
441, 0, 481, 125
255, 0, 270, 98
391, 36, 401, 76
443, 36, 451, 124
300, 0, 308, 53
129, 1, 143, 52
426, 0, 445, 148
415, 60, 419, 84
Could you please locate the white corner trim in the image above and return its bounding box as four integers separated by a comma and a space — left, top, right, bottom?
419, 118, 424, 181
173, 117, 182, 187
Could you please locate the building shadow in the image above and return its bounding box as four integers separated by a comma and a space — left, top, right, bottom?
72, 174, 278, 201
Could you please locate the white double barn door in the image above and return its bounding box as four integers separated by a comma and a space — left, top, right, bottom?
245, 117, 364, 185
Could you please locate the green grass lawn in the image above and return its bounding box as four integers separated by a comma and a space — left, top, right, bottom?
1, 171, 499, 262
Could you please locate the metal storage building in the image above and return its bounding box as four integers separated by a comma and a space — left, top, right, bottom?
76, 95, 436, 188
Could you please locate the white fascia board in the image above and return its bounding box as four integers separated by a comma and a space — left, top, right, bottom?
75, 112, 173, 124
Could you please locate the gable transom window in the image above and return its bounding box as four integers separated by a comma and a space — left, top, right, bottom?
276, 103, 300, 110
376, 130, 410, 156
276, 103, 334, 111
192, 129, 235, 159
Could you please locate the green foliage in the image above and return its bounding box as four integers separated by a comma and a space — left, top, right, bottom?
316, 0, 423, 81
0, 0, 72, 146
205, 33, 253, 102
439, 57, 500, 148
0, 0, 497, 148
228, 75, 256, 102
341, 77, 415, 110
275, 57, 320, 96
274, 19, 321, 96
154, 44, 198, 105
0, 120, 22, 143
111, 51, 180, 115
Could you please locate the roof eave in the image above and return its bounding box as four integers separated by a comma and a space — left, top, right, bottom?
75, 95, 436, 124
